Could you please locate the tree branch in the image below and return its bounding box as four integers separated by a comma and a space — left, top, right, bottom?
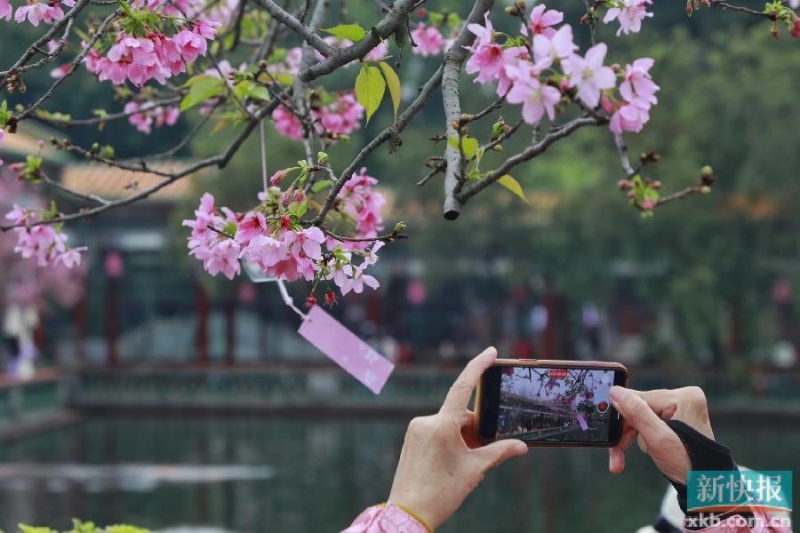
250, 0, 334, 57
298, 0, 418, 83
456, 116, 600, 203
442, 0, 496, 220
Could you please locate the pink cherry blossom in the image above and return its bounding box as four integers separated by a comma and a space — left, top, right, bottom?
15, 2, 63, 26
318, 92, 364, 136
609, 103, 650, 133
173, 29, 207, 63
532, 25, 577, 67
505, 62, 561, 124
525, 5, 564, 38
464, 14, 505, 84
603, 0, 653, 36
364, 40, 389, 61
272, 105, 304, 140
1, 0, 12, 21
341, 264, 380, 295
235, 211, 268, 246
411, 23, 444, 57
619, 57, 659, 107
497, 46, 533, 96
562, 43, 616, 108
240, 234, 288, 269
4, 205, 85, 268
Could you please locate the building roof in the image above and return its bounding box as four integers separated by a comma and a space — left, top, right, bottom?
60, 162, 196, 202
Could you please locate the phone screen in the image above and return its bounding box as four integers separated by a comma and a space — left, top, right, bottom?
478, 364, 627, 446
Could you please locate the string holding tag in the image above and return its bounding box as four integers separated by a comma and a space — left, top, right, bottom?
276, 278, 307, 319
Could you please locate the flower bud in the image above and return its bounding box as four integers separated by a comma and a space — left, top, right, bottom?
293, 190, 306, 203
270, 169, 289, 186
617, 179, 633, 191
651, 180, 662, 190
305, 293, 318, 308
700, 185, 711, 194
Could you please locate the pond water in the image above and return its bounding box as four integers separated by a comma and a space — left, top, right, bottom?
0, 416, 797, 533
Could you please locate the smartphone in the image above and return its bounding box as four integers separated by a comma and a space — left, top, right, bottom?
475, 359, 629, 447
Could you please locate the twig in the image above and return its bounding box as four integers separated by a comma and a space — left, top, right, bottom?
457, 116, 600, 203
613, 132, 636, 177
250, 0, 334, 57
320, 224, 408, 243
709, 0, 776, 19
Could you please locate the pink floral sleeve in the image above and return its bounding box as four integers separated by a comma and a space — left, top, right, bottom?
342, 503, 431, 533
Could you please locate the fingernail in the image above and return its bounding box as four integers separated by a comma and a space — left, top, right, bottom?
609, 386, 628, 403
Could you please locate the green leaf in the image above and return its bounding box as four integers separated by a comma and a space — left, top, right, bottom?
447, 136, 479, 159
322, 24, 367, 42
18, 526, 57, 533
378, 61, 401, 121
497, 174, 530, 205
180, 75, 224, 112
311, 179, 333, 193
354, 65, 386, 123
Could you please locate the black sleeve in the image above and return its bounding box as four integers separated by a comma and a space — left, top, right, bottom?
664, 420, 751, 530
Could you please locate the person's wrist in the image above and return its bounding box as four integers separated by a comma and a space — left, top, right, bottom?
386, 493, 437, 532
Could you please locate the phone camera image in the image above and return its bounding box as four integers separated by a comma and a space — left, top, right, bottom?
496, 367, 617, 444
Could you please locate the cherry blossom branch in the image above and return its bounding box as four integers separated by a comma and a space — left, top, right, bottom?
297, 0, 418, 82
442, 0, 496, 220
313, 0, 497, 225
0, 0, 91, 85
456, 116, 600, 204
709, 0, 776, 19
0, 100, 281, 231
320, 224, 408, 244
42, 97, 182, 127
12, 8, 123, 125
41, 171, 111, 205
251, 0, 334, 57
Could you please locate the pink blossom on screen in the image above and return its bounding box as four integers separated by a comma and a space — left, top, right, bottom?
525, 4, 564, 38
1, 0, 12, 21
410, 24, 444, 56
272, 105, 304, 140
562, 43, 616, 108
603, 0, 653, 36
505, 62, 561, 125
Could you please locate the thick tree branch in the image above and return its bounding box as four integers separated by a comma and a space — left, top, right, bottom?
442, 0, 496, 220
298, 0, 417, 82
456, 116, 600, 203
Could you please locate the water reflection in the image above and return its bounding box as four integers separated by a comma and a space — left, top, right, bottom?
0, 416, 798, 533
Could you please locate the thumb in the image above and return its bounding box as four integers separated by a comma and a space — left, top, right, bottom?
609, 387, 673, 451
474, 439, 528, 473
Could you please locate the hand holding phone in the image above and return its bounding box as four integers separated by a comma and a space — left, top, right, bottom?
475, 359, 629, 447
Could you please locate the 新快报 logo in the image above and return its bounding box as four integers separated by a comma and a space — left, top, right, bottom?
688, 470, 793, 513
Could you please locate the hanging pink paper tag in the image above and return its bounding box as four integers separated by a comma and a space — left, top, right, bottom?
298, 305, 394, 394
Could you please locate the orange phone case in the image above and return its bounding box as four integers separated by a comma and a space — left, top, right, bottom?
473, 359, 630, 447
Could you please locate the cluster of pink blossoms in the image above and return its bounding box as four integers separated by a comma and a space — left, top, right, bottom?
603, 0, 654, 36
83, 21, 217, 87
1, 0, 75, 26
183, 169, 385, 296
272, 92, 365, 141
4, 205, 86, 269
464, 6, 659, 134
410, 23, 446, 56
124, 101, 180, 134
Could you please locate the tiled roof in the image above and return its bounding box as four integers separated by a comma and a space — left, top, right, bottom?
60, 162, 196, 202
0, 122, 71, 164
